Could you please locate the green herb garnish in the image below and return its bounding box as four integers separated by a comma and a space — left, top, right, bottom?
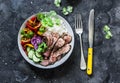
103, 25, 113, 39
67, 6, 73, 13
54, 0, 61, 7
62, 6, 73, 15
62, 7, 69, 15
103, 25, 110, 32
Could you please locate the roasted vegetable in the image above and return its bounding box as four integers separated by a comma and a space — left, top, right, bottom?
21, 38, 31, 46
21, 28, 34, 38
26, 22, 41, 32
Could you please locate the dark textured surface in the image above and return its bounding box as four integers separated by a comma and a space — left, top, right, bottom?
0, 0, 120, 83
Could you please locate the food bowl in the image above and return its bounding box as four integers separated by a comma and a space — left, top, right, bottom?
18, 12, 74, 69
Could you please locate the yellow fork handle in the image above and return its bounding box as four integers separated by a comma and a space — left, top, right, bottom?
87, 48, 93, 75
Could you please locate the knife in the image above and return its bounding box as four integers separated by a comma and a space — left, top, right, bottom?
87, 9, 94, 75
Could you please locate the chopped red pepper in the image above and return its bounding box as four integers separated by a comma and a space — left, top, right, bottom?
21, 38, 31, 46
21, 38, 31, 55
31, 16, 36, 21
26, 22, 41, 33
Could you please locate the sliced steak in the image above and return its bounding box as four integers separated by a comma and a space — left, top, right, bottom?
57, 56, 61, 60
43, 49, 51, 57
52, 38, 65, 52
51, 32, 60, 39
63, 35, 72, 44
49, 32, 60, 49
49, 44, 71, 63
40, 60, 50, 66
52, 44, 71, 58
49, 55, 57, 63
62, 33, 72, 44
55, 38, 65, 48
43, 32, 53, 47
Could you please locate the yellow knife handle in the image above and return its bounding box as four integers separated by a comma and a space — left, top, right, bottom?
87, 48, 93, 75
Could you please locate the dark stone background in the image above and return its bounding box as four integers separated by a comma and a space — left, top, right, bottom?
0, 0, 120, 83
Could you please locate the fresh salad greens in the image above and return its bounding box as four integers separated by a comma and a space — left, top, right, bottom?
36, 13, 45, 21
36, 42, 47, 53
54, 0, 61, 7
103, 25, 113, 39
37, 11, 61, 27
39, 26, 46, 32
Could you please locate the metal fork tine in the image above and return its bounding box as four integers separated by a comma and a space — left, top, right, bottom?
80, 14, 82, 29
75, 14, 83, 30
77, 14, 80, 28
78, 14, 81, 28
77, 14, 79, 29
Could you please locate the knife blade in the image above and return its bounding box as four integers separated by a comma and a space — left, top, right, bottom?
87, 9, 94, 75
89, 9, 94, 48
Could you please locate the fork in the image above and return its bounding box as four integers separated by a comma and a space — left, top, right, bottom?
75, 14, 86, 70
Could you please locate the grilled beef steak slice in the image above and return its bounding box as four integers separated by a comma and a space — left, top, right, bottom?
62, 33, 72, 44
63, 34, 72, 44
43, 49, 51, 57
55, 38, 65, 48
52, 44, 71, 57
49, 32, 60, 49
43, 32, 53, 47
49, 55, 57, 63
57, 56, 61, 60
52, 38, 65, 52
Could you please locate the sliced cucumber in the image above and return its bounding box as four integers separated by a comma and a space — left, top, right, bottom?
27, 47, 31, 52
28, 49, 34, 59
35, 51, 41, 58
33, 54, 40, 63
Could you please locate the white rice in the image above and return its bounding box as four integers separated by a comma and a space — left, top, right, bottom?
46, 19, 68, 35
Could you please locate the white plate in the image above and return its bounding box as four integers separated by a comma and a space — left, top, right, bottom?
18, 13, 74, 69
